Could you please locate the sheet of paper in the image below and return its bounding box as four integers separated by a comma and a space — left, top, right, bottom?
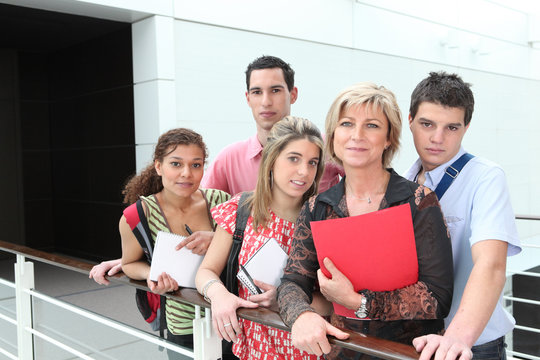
149, 231, 203, 288
311, 203, 418, 317
243, 238, 288, 288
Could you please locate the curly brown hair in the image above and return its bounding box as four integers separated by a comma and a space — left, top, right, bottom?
122, 128, 208, 204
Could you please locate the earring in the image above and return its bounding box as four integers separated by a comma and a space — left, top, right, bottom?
269, 170, 273, 189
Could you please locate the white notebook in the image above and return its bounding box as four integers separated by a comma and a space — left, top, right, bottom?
236, 238, 288, 295
149, 231, 204, 288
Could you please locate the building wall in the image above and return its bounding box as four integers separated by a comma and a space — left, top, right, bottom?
46, 27, 135, 260
4, 0, 539, 247
124, 0, 540, 240
0, 49, 24, 248
18, 52, 54, 250
0, 2, 136, 260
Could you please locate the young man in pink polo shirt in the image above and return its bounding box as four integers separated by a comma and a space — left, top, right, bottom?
201, 55, 341, 195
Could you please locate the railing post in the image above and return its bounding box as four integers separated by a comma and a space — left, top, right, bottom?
193, 306, 222, 360
14, 254, 35, 360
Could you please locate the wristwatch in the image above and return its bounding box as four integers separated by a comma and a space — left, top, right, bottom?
355, 295, 368, 319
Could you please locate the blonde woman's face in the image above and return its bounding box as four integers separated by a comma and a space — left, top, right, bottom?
333, 103, 390, 170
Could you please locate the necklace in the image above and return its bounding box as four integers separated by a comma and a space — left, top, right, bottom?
345, 172, 390, 205
348, 193, 372, 203
355, 195, 371, 203
346, 183, 373, 204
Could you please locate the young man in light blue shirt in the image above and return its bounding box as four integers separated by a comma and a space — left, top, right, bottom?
405, 72, 521, 360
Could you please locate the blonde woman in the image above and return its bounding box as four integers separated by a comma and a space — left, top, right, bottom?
196, 116, 325, 360
278, 83, 454, 359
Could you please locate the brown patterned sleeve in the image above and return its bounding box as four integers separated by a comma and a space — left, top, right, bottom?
362, 188, 454, 321
277, 198, 321, 327
277, 281, 315, 327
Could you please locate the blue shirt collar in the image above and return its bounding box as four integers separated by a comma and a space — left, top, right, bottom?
410, 147, 467, 191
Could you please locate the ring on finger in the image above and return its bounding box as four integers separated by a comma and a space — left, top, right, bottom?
224, 322, 231, 327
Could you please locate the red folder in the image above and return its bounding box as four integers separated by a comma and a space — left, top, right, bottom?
311, 203, 418, 318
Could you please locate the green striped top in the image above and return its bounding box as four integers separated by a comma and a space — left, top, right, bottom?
140, 188, 230, 335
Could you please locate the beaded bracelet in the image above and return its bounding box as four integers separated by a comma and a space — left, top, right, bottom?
202, 278, 221, 303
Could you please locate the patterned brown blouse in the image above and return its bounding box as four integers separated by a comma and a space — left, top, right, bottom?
277, 169, 454, 355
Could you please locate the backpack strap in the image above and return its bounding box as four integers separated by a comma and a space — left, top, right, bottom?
123, 199, 154, 263
124, 198, 167, 337
435, 153, 474, 200
135, 199, 154, 263
225, 192, 252, 296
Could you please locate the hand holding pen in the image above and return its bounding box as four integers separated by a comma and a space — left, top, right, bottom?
174, 224, 214, 255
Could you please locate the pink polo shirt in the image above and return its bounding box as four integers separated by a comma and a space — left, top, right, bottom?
201, 134, 343, 195
202, 135, 262, 196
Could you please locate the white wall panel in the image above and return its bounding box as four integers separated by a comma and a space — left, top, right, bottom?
173, 0, 354, 48
456, 0, 527, 44
132, 16, 175, 83
352, 4, 449, 67
170, 20, 540, 216
531, 49, 540, 78
134, 80, 176, 144
352, 3, 531, 78
134, 81, 160, 144
135, 144, 155, 173
356, 0, 460, 27
77, 0, 173, 16
358, 0, 528, 44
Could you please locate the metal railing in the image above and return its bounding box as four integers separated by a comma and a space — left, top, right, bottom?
1, 214, 538, 359
505, 215, 540, 360
0, 240, 419, 360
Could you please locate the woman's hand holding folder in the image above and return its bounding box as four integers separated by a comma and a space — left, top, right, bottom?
317, 257, 358, 310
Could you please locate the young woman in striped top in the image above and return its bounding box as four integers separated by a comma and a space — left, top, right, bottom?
120, 128, 230, 357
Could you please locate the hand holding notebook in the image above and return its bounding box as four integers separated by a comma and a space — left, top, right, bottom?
149, 231, 204, 288
236, 238, 288, 295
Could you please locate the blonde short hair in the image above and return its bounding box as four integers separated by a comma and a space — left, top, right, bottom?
325, 82, 401, 168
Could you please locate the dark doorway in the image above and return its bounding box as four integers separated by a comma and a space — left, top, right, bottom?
0, 4, 135, 261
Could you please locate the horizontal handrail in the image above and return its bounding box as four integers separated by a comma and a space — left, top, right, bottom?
515, 214, 540, 221
504, 295, 540, 306
0, 240, 420, 360
507, 349, 540, 360
26, 287, 193, 356
506, 270, 540, 278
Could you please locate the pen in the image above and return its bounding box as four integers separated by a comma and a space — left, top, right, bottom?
185, 224, 193, 235
240, 264, 263, 294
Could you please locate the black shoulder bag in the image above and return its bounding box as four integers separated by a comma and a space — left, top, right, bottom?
224, 192, 252, 296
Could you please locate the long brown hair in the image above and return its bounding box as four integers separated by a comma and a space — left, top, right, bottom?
248, 116, 325, 231
122, 128, 208, 204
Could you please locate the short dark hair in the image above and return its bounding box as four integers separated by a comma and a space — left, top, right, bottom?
245, 55, 295, 91
410, 71, 475, 126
